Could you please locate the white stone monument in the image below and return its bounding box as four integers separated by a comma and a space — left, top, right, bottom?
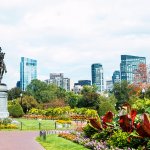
0, 84, 9, 118
0, 47, 9, 118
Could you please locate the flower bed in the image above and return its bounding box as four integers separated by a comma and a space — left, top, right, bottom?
58, 133, 109, 150
0, 124, 18, 129
0, 118, 19, 129
58, 103, 150, 150
56, 120, 71, 124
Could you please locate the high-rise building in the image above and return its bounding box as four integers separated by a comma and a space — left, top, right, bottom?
74, 80, 91, 86
49, 73, 64, 88
106, 80, 113, 92
45, 73, 70, 91
63, 78, 70, 91
20, 57, 37, 91
91, 63, 104, 92
120, 55, 146, 83
147, 65, 150, 83
112, 71, 120, 84
16, 81, 20, 88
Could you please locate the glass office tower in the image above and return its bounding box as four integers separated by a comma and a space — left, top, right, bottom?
20, 57, 37, 91
91, 63, 104, 92
120, 55, 146, 83
112, 70, 120, 84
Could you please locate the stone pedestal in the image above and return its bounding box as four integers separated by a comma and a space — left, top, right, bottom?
0, 84, 9, 118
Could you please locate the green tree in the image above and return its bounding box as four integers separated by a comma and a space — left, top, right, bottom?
112, 81, 130, 109
98, 95, 117, 116
19, 95, 38, 113
78, 86, 99, 109
8, 87, 22, 100
66, 91, 82, 108
26, 79, 50, 102
56, 87, 66, 99
26, 79, 66, 103
145, 87, 150, 99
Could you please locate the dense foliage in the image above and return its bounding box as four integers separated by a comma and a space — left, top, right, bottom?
8, 103, 24, 117
8, 87, 22, 100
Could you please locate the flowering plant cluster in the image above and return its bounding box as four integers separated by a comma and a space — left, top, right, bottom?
58, 132, 109, 150
56, 120, 71, 124
0, 118, 18, 129
26, 107, 98, 121
0, 124, 18, 129
74, 135, 109, 150
58, 133, 76, 141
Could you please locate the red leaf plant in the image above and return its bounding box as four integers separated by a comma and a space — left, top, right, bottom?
101, 111, 113, 128
89, 117, 102, 130
89, 111, 114, 130
136, 113, 150, 137
119, 103, 137, 132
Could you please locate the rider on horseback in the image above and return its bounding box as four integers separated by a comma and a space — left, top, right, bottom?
0, 47, 7, 83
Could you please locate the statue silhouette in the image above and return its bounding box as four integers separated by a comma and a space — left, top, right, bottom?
0, 47, 7, 83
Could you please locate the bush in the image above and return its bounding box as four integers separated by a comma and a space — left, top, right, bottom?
146, 140, 150, 149
92, 127, 113, 141
2, 118, 12, 125
107, 129, 129, 148
8, 103, 24, 118
129, 137, 149, 149
83, 123, 98, 138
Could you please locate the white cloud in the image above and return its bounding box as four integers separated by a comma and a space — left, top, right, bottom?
0, 0, 150, 89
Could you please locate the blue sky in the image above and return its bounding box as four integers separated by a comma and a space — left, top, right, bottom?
0, 0, 150, 89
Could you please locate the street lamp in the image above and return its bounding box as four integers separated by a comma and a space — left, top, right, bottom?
20, 93, 23, 107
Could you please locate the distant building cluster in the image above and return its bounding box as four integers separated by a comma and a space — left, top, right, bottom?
45, 73, 70, 91
16, 54, 150, 92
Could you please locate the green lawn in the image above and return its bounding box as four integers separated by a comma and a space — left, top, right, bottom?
15, 118, 55, 130
37, 134, 88, 150
14, 118, 73, 130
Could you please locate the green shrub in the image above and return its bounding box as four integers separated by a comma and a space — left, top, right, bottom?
107, 129, 129, 148
146, 140, 150, 149
2, 118, 12, 125
129, 137, 149, 149
92, 127, 113, 141
83, 123, 98, 138
8, 103, 24, 118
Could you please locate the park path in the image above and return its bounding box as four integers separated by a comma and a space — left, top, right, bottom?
0, 131, 45, 150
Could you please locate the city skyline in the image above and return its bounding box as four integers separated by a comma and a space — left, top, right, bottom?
1, 0, 150, 89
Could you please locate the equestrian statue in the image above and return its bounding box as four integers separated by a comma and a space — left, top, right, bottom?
0, 47, 7, 84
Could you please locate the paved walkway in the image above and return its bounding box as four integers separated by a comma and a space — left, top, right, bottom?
0, 131, 45, 150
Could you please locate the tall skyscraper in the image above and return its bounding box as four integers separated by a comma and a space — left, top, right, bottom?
112, 71, 120, 84
120, 55, 146, 83
20, 57, 37, 91
91, 63, 104, 92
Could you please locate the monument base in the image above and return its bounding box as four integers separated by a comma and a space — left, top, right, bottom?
0, 83, 9, 119
0, 112, 9, 118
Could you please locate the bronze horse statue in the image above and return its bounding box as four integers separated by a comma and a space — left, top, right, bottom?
0, 47, 7, 83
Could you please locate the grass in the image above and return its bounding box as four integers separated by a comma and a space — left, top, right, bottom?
15, 118, 55, 130
37, 134, 88, 150
13, 118, 74, 130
